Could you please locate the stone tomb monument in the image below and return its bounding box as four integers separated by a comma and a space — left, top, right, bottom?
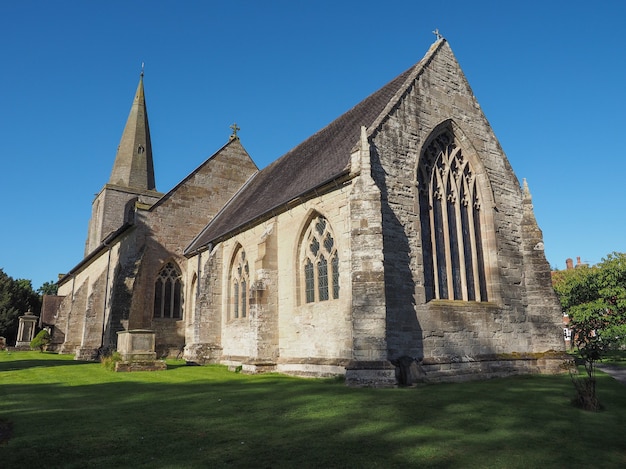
115, 330, 166, 371
15, 310, 38, 349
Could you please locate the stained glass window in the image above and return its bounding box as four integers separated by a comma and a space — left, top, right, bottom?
230, 247, 249, 319
418, 130, 488, 302
153, 262, 183, 318
301, 215, 339, 303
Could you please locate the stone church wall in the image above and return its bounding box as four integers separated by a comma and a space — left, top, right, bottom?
52, 40, 564, 384
207, 184, 353, 376
275, 187, 353, 375
56, 238, 123, 358
129, 139, 258, 355
184, 245, 224, 363
369, 41, 564, 376
85, 185, 160, 256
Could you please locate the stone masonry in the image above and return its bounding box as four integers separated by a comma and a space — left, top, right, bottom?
50, 38, 565, 385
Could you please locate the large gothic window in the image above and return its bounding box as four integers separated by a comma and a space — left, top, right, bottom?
301, 215, 339, 303
230, 247, 249, 319
418, 130, 488, 302
153, 262, 183, 319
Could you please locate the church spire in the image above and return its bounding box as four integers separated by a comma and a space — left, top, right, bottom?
108, 71, 156, 191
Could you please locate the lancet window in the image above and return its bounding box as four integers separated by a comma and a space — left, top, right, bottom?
418, 130, 488, 302
301, 215, 339, 303
230, 247, 249, 319
153, 262, 183, 319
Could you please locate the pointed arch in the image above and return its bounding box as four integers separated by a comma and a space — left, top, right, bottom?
417, 122, 495, 302
153, 261, 183, 319
297, 211, 340, 304
228, 244, 249, 320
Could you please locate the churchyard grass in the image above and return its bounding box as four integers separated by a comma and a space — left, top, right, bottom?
1, 351, 626, 468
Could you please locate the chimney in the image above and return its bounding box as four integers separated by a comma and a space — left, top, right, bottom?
577, 256, 582, 266
566, 258, 573, 270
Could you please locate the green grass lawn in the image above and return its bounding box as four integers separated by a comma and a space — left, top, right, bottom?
1, 351, 626, 468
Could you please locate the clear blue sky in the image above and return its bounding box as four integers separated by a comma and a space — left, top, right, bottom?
1, 1, 625, 290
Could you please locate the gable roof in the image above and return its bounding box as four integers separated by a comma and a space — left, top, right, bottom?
185, 39, 445, 254
149, 138, 257, 212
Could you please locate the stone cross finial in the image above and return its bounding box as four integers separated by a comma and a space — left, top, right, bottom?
230, 122, 240, 140
432, 29, 443, 40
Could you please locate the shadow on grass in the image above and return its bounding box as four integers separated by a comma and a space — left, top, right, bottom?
0, 357, 91, 372
2, 365, 626, 468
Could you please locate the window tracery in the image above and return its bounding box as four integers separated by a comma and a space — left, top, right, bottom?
418, 130, 488, 302
230, 247, 249, 319
301, 215, 339, 303
153, 262, 183, 319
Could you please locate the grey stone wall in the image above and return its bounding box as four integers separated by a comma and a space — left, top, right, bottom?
85, 185, 160, 256
345, 131, 396, 386
130, 139, 258, 355
369, 41, 564, 375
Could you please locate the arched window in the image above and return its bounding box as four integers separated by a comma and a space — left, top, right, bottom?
301, 215, 339, 303
230, 247, 249, 319
418, 130, 488, 302
153, 262, 183, 319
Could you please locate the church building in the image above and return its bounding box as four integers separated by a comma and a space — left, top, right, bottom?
48, 38, 565, 385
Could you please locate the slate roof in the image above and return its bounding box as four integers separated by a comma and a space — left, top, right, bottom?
185, 40, 444, 254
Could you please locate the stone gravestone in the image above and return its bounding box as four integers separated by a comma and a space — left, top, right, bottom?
15, 310, 38, 349
0, 337, 6, 350
115, 330, 166, 371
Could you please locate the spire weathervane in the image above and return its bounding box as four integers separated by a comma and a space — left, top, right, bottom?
229, 122, 240, 140
141, 62, 145, 77
432, 28, 443, 40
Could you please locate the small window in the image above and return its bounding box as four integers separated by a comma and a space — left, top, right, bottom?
563, 328, 572, 340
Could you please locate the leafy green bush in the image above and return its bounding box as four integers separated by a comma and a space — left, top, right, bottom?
553, 252, 626, 410
30, 330, 50, 352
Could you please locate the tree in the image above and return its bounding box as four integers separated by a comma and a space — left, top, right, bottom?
552, 252, 626, 410
0, 269, 41, 344
37, 281, 59, 296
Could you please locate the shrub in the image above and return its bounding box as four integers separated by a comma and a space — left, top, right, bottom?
100, 351, 123, 371
30, 330, 50, 352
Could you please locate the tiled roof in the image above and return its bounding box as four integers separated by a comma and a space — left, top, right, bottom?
185, 40, 444, 254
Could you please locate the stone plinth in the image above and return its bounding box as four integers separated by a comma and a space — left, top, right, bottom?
345, 360, 397, 387
117, 329, 157, 361
116, 330, 165, 371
